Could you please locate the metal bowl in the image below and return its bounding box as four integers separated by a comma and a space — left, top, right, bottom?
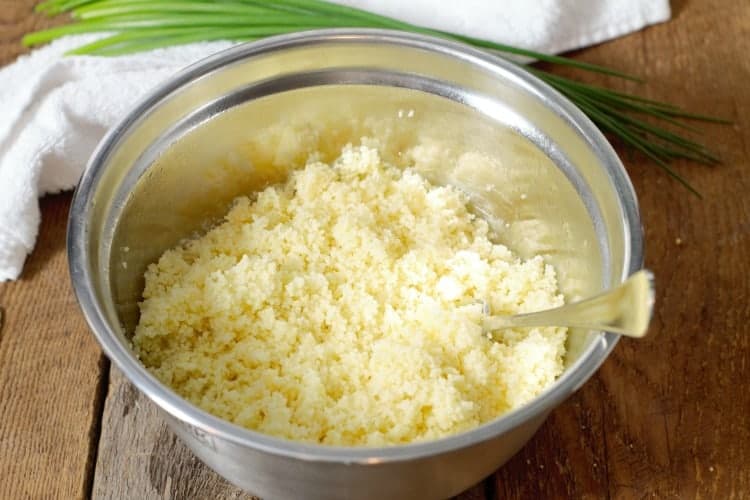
68, 30, 642, 500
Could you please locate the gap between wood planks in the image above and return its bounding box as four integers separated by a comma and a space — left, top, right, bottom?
84, 356, 111, 500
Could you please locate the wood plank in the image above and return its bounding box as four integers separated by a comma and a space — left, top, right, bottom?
0, 6, 103, 499
0, 194, 107, 499
92, 368, 488, 499
0, 4, 106, 499
91, 368, 257, 500
0, 0, 67, 62
491, 0, 750, 498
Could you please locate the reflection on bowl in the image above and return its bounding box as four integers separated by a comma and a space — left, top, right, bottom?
68, 29, 642, 500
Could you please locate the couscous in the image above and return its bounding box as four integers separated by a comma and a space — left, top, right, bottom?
132, 143, 566, 446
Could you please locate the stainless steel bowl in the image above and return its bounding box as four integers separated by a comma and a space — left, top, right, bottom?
68, 29, 643, 500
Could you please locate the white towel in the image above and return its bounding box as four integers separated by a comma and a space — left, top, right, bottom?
0, 0, 670, 281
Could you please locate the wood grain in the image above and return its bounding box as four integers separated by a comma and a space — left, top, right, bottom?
0, 0, 66, 61
91, 369, 488, 500
490, 1, 750, 499
0, 195, 107, 499
91, 368, 258, 500
1, 0, 749, 499
0, 8, 102, 500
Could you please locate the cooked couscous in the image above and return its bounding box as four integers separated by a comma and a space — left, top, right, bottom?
132, 143, 566, 446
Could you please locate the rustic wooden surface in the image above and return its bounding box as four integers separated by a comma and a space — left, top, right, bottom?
0, 193, 107, 499
91, 368, 257, 500
1, 0, 749, 498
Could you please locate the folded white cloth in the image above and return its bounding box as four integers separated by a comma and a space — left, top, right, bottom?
0, 0, 670, 281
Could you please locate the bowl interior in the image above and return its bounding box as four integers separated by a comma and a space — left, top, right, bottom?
110, 84, 604, 364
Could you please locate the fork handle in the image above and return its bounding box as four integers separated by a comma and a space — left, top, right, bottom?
483, 270, 655, 338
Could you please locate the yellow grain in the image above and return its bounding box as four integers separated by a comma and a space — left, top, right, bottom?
132, 144, 566, 447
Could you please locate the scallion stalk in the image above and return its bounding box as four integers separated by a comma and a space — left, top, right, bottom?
26, 0, 731, 195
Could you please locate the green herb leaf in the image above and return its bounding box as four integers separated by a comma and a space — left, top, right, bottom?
27, 0, 732, 195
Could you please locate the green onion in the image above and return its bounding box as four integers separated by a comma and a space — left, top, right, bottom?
26, 0, 731, 195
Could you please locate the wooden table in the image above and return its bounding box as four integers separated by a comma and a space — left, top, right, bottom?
2, 1, 749, 498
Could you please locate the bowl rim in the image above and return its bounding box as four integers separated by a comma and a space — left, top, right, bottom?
68, 28, 643, 464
